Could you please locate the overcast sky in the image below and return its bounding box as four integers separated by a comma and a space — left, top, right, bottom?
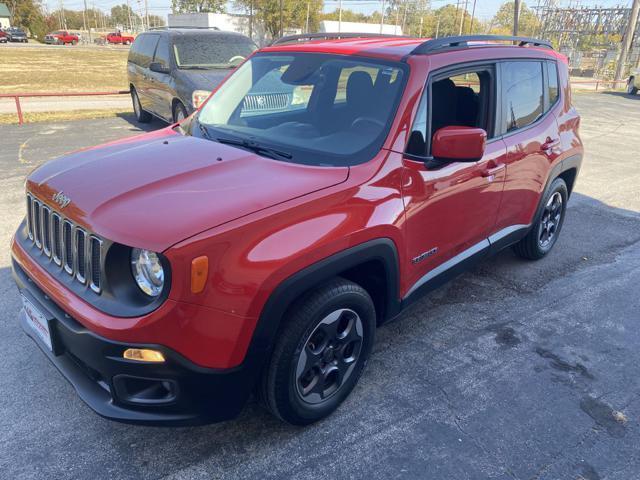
44, 0, 632, 27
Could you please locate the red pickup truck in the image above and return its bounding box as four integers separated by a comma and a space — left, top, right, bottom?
106, 32, 135, 45
44, 30, 79, 45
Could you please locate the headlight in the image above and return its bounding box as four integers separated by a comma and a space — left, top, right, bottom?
192, 90, 211, 109
131, 248, 164, 297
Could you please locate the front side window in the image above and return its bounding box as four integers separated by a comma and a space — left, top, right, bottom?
173, 35, 257, 69
196, 53, 407, 166
502, 61, 544, 133
406, 67, 494, 157
153, 36, 171, 69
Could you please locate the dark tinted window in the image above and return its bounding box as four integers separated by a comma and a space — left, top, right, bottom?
173, 35, 256, 68
502, 61, 543, 133
153, 35, 171, 68
136, 34, 159, 69
547, 61, 559, 107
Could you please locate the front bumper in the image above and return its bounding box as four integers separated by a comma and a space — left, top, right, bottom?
12, 260, 258, 426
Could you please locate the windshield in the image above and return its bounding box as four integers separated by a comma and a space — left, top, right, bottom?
196, 52, 407, 166
173, 35, 257, 69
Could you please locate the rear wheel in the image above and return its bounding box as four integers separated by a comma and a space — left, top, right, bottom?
627, 77, 638, 95
259, 278, 376, 425
71, 40, 77, 45
513, 177, 568, 260
131, 88, 152, 123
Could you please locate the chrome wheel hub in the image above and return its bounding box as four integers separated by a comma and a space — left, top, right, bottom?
295, 308, 364, 404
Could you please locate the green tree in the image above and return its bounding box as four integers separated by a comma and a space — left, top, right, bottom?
235, 0, 323, 39
171, 0, 225, 14
148, 14, 166, 27
6, 0, 46, 36
489, 1, 539, 37
110, 4, 139, 29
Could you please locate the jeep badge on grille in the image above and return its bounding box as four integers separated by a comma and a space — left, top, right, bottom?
52, 191, 71, 209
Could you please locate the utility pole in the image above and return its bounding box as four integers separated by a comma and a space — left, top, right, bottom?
249, 0, 253, 39
395, 0, 400, 35
338, 0, 342, 32
615, 0, 640, 80
305, 1, 310, 33
459, 0, 468, 35
435, 15, 440, 38
380, 0, 386, 33
127, 0, 133, 32
513, 0, 521, 35
279, 0, 283, 37
470, 0, 477, 33
83, 0, 91, 42
145, 0, 150, 32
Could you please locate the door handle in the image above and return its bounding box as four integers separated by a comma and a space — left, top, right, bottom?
541, 137, 560, 151
481, 163, 506, 178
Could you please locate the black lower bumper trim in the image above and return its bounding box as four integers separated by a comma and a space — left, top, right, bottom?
13, 259, 260, 426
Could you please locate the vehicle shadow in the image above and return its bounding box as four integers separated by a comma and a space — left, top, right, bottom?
1, 192, 639, 478
115, 112, 165, 132
601, 90, 640, 101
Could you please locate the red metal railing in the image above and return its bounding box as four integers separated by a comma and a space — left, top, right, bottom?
0, 90, 130, 125
0, 79, 632, 125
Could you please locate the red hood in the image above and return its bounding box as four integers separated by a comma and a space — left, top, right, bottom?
26, 129, 349, 252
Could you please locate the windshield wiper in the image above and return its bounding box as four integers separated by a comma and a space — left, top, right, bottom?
217, 137, 293, 160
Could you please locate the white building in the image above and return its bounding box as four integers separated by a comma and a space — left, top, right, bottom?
320, 20, 402, 36
0, 3, 12, 29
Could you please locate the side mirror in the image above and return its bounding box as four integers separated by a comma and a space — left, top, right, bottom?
149, 62, 169, 74
432, 126, 487, 163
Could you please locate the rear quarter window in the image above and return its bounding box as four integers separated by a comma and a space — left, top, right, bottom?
501, 61, 544, 133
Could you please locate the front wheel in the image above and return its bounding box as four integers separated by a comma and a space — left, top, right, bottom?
627, 78, 638, 95
513, 177, 568, 260
173, 101, 188, 123
259, 278, 376, 425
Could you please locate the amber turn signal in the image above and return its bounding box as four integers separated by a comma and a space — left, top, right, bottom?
123, 348, 165, 363
191, 255, 209, 294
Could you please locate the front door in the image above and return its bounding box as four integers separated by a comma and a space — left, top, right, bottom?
402, 64, 506, 296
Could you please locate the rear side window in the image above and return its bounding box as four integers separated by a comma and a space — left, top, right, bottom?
154, 35, 171, 69
547, 61, 559, 107
128, 35, 143, 64
501, 61, 543, 133
136, 34, 160, 69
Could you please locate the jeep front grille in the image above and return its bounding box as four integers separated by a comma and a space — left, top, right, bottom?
26, 193, 103, 294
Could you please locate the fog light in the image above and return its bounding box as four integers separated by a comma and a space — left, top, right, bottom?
123, 348, 165, 363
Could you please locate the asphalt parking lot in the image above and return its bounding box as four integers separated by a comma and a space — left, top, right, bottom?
0, 93, 639, 480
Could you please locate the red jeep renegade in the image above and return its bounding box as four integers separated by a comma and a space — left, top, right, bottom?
11, 34, 582, 426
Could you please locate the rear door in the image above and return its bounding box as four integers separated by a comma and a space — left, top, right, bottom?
493, 60, 561, 232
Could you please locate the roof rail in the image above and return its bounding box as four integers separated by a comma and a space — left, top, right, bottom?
272, 32, 407, 46
411, 35, 552, 55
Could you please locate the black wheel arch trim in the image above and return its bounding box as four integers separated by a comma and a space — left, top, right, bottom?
244, 238, 401, 371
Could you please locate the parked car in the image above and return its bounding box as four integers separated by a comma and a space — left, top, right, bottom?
0, 30, 7, 43
12, 34, 583, 426
128, 28, 257, 123
44, 30, 78, 45
627, 69, 639, 95
106, 31, 134, 45
6, 27, 28, 42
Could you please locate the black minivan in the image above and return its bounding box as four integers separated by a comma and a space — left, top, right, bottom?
128, 28, 257, 123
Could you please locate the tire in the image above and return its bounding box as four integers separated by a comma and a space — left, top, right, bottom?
513, 177, 568, 260
259, 278, 376, 425
71, 40, 77, 45
173, 101, 188, 123
124, 40, 131, 45
628, 78, 638, 95
131, 88, 152, 123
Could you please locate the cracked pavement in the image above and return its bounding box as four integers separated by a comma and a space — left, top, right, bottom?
0, 93, 639, 479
